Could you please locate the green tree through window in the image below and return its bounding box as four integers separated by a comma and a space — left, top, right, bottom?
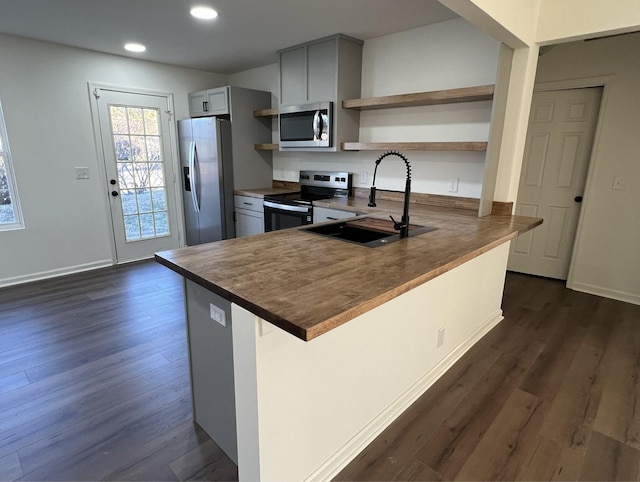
0, 99, 23, 229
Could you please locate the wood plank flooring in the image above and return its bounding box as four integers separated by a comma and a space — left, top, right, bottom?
335, 272, 640, 481
0, 261, 237, 481
1, 262, 639, 481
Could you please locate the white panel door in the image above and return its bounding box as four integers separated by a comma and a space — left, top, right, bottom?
508, 87, 602, 279
94, 88, 180, 263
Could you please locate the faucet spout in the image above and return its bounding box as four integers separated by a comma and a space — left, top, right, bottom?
368, 151, 412, 238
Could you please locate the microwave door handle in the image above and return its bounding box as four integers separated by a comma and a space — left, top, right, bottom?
312, 110, 321, 140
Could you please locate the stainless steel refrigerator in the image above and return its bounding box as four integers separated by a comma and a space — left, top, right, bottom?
178, 117, 235, 245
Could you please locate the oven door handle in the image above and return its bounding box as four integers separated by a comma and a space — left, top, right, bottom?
263, 201, 311, 213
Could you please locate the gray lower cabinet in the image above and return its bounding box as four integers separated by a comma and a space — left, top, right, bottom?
184, 279, 237, 464
235, 195, 264, 237
313, 206, 358, 223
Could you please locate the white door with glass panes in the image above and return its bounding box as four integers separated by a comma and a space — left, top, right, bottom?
93, 88, 180, 263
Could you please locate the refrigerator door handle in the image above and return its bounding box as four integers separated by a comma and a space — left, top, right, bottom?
189, 141, 200, 213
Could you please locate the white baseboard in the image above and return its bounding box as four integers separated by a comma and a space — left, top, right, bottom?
0, 259, 114, 288
568, 280, 640, 306
305, 309, 504, 482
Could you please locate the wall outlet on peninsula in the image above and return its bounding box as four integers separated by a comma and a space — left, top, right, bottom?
210, 303, 226, 327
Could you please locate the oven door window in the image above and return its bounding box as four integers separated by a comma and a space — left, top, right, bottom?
264, 204, 312, 232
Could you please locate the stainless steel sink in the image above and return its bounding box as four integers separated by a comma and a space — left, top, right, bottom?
302, 218, 437, 247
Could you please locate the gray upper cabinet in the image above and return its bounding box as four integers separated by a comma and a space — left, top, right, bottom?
280, 47, 307, 105
189, 86, 229, 118
278, 34, 363, 151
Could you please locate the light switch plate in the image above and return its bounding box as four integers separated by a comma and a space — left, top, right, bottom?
75, 167, 90, 180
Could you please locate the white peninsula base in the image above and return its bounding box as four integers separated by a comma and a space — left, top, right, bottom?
228, 243, 510, 481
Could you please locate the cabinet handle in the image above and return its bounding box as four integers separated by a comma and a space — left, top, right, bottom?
327, 217, 338, 220
203, 101, 209, 112
243, 202, 253, 206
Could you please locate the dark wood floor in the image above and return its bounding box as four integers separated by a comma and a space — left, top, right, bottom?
1, 261, 639, 481
0, 261, 237, 481
336, 271, 640, 481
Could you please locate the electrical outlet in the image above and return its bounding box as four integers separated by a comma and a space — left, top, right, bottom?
448, 178, 459, 193
360, 171, 368, 184
210, 303, 226, 327
75, 167, 90, 180
437, 328, 445, 347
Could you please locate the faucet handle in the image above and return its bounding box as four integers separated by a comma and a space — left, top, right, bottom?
389, 215, 405, 231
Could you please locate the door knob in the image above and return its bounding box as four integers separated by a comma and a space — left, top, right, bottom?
111, 191, 119, 197
574, 196, 583, 203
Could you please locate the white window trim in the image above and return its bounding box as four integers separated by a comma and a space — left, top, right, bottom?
0, 99, 24, 231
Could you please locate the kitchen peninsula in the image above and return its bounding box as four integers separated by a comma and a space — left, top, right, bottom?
155, 198, 541, 481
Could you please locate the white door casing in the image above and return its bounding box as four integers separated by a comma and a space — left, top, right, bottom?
508, 87, 602, 280
92, 87, 181, 263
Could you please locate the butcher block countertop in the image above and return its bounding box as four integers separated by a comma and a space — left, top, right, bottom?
234, 186, 296, 198
155, 198, 541, 341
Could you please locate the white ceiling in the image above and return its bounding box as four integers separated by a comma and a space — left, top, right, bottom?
0, 0, 458, 74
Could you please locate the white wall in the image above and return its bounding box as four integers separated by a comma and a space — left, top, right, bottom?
0, 34, 227, 286
440, 0, 541, 47
537, 0, 640, 44
535, 34, 640, 304
231, 18, 500, 198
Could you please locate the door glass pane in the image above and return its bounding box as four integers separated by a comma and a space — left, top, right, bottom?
0, 153, 16, 224
109, 105, 170, 242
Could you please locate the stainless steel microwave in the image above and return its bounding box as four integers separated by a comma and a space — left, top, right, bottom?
279, 101, 332, 149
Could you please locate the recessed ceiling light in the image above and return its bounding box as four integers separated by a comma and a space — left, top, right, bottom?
190, 6, 218, 20
124, 43, 146, 53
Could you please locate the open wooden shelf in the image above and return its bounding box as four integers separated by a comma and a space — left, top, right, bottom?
253, 85, 494, 153
341, 142, 488, 152
255, 143, 279, 150
342, 85, 494, 111
253, 108, 278, 118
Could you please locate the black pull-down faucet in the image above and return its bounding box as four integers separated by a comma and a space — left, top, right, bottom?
367, 151, 412, 238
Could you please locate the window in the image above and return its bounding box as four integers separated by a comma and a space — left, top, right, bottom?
0, 99, 23, 230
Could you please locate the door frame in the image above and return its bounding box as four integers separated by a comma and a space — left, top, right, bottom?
88, 82, 185, 264
523, 75, 613, 286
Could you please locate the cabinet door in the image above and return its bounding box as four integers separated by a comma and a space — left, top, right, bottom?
188, 87, 229, 117
280, 47, 307, 105
307, 38, 337, 102
205, 87, 229, 116
236, 209, 264, 237
313, 206, 357, 223
188, 90, 208, 117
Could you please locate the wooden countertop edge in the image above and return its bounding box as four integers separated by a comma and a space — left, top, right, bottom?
157, 215, 542, 342
302, 229, 526, 340
154, 254, 310, 340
